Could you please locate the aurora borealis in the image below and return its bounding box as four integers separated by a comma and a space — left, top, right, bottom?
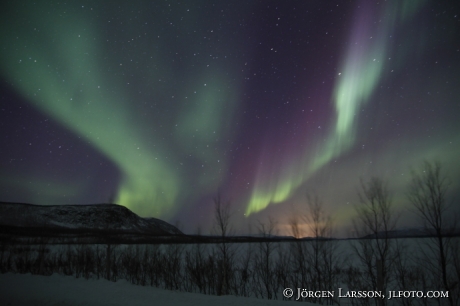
1, 1, 460, 236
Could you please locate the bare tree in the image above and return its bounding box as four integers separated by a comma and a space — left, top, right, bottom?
289, 205, 308, 291
185, 226, 208, 294
288, 194, 340, 304
212, 193, 234, 295
236, 242, 253, 297
289, 205, 303, 239
351, 177, 398, 306
254, 216, 278, 299
304, 194, 340, 305
408, 161, 457, 306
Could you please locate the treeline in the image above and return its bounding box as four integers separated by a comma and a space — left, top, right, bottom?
0, 226, 301, 245
0, 236, 343, 303
0, 235, 458, 305
0, 160, 459, 306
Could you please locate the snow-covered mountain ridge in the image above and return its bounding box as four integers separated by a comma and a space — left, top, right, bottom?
0, 202, 183, 236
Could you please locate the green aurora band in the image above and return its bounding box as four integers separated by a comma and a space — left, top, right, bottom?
0, 2, 239, 218
245, 1, 425, 216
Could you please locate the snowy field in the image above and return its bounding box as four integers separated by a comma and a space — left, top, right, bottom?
0, 272, 311, 306
0, 238, 457, 305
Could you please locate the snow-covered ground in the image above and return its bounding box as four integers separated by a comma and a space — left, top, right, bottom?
1, 238, 457, 305
0, 273, 311, 306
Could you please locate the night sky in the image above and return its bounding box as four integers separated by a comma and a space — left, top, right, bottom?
1, 1, 460, 236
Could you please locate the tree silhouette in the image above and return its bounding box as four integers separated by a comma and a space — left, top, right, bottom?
351, 177, 397, 306
408, 160, 457, 306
